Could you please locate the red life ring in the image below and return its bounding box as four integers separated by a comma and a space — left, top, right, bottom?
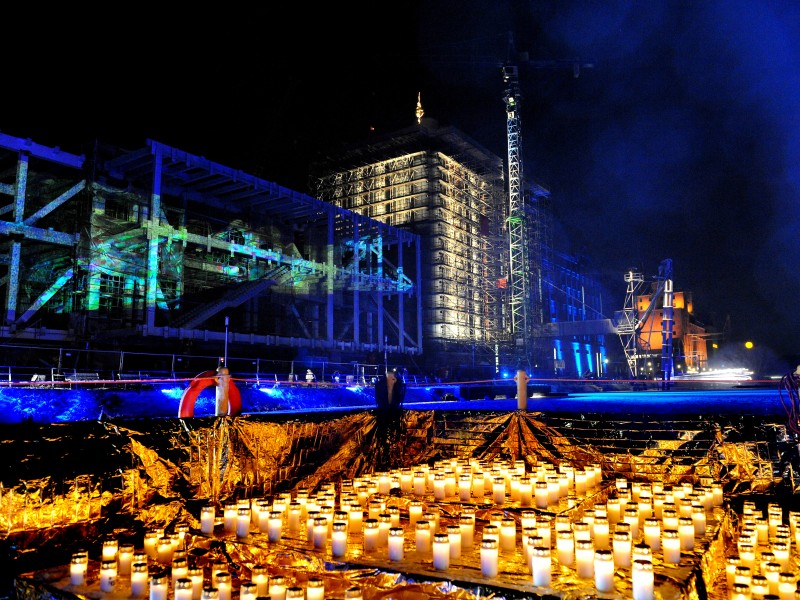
178, 369, 242, 418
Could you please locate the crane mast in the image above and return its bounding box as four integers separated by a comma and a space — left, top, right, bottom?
503, 63, 531, 362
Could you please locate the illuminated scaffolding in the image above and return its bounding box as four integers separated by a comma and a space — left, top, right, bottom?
312, 123, 507, 375
0, 133, 421, 359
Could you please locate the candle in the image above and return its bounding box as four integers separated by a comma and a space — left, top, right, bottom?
623, 507, 640, 540
175, 578, 193, 600
612, 530, 632, 568
388, 527, 405, 561
500, 518, 516, 552
239, 582, 257, 600
216, 572, 232, 600
691, 503, 706, 536
69, 551, 88, 586
432, 533, 450, 570
472, 472, 485, 498
251, 565, 269, 598
143, 529, 160, 560
556, 529, 575, 567
712, 483, 723, 506
131, 562, 148, 597
433, 472, 447, 501
536, 517, 552, 548
730, 583, 752, 600
632, 559, 654, 600
309, 516, 327, 549
480, 538, 499, 577
593, 517, 610, 550
458, 473, 472, 501
287, 503, 301, 532
534, 481, 549, 509
575, 539, 594, 579
306, 577, 325, 600
388, 506, 400, 527
641, 518, 660, 551
492, 476, 506, 505
772, 542, 791, 571
446, 524, 462, 558
413, 471, 426, 496
662, 529, 681, 564
284, 587, 303, 600
531, 545, 551, 588
594, 549, 614, 592
99, 559, 117, 592
344, 586, 363, 599
222, 503, 237, 533
149, 573, 169, 600
378, 513, 392, 547
678, 517, 695, 550
734, 565, 752, 588
459, 514, 475, 548
348, 504, 363, 533
172, 557, 189, 585
332, 521, 348, 557
363, 518, 379, 552
573, 520, 591, 542
751, 575, 769, 600
415, 520, 431, 553
157, 536, 174, 564
269, 575, 287, 600
408, 500, 423, 527
102, 538, 119, 562
188, 568, 203, 600
607, 498, 621, 525
201, 588, 219, 600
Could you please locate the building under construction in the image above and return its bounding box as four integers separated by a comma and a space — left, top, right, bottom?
0, 133, 422, 369
312, 118, 610, 378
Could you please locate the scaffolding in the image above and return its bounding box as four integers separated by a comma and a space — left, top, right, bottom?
0, 133, 421, 361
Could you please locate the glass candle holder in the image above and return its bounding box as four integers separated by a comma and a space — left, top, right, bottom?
612, 530, 632, 568
149, 573, 169, 600
480, 538, 499, 577
268, 575, 286, 600
447, 524, 462, 558
388, 527, 405, 561
363, 518, 379, 552
575, 539, 594, 579
432, 533, 450, 570
556, 529, 575, 567
306, 577, 325, 600
130, 562, 148, 597
118, 543, 135, 576
594, 549, 614, 593
100, 559, 117, 592
531, 545, 551, 588
332, 521, 348, 557
415, 520, 431, 553
251, 564, 269, 598
678, 517, 695, 550
70, 551, 88, 586
175, 578, 193, 600
632, 559, 654, 600
662, 529, 681, 565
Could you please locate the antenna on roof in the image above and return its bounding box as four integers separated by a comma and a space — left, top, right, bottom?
415, 92, 425, 124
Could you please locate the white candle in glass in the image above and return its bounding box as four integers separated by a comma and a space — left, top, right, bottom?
186, 568, 201, 600
772, 542, 790, 571
643, 518, 661, 551
157, 536, 174, 564
363, 518, 379, 552
388, 506, 401, 527
388, 527, 405, 561
573, 520, 591, 542
500, 518, 516, 552
492, 477, 506, 505
662, 529, 681, 564
235, 507, 251, 538
199, 505, 215, 535
344, 586, 363, 599
531, 545, 551, 587
331, 521, 348, 557
632, 559, 654, 600
472, 472, 485, 498
312, 516, 328, 549
269, 575, 287, 600
99, 560, 117, 592
607, 498, 621, 525
251, 565, 269, 597
662, 507, 679, 532
348, 504, 363, 533
201, 587, 219, 600
433, 472, 446, 501
415, 520, 431, 553
116, 543, 134, 576
149, 574, 169, 600
143, 530, 160, 560
547, 476, 560, 504
223, 503, 237, 533
712, 483, 723, 506
575, 470, 587, 495
594, 549, 614, 592
174, 578, 193, 600
536, 517, 552, 548
378, 513, 392, 547
458, 473, 472, 501
750, 575, 768, 600
306, 577, 325, 600
130, 562, 148, 597
172, 557, 189, 585
593, 517, 610, 550
556, 530, 575, 567
446, 524, 462, 558
413, 471, 426, 496
623, 508, 640, 540
612, 530, 631, 568
239, 582, 257, 600
102, 538, 119, 562
432, 533, 450, 570
480, 538, 499, 577
215, 572, 232, 600
459, 515, 474, 548
575, 539, 594, 579
678, 517, 695, 550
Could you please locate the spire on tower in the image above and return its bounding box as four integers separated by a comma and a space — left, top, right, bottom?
415, 92, 424, 124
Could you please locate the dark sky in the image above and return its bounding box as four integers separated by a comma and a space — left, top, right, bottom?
5, 2, 799, 371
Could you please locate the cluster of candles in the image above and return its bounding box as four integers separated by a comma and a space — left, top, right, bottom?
68, 535, 365, 600
64, 457, 733, 600
724, 501, 800, 600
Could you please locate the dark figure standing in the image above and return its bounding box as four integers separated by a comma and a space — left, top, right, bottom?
375, 369, 406, 469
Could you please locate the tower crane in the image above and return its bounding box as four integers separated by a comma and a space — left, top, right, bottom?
501, 34, 594, 369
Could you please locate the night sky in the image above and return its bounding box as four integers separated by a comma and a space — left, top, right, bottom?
5, 2, 799, 373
